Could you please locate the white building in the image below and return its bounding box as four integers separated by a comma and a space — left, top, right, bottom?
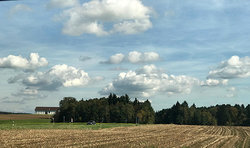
35, 107, 59, 115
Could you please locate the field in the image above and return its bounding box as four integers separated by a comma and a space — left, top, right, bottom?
1, 125, 250, 147
0, 114, 51, 120
0, 114, 134, 130
1, 114, 250, 147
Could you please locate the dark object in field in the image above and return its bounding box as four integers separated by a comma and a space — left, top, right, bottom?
87, 120, 96, 125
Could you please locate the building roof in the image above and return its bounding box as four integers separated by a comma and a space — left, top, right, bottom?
35, 107, 59, 111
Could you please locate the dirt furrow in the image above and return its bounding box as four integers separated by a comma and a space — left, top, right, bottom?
1, 124, 250, 148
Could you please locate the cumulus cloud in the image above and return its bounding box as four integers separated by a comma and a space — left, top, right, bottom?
102, 53, 125, 64
47, 0, 79, 8
127, 51, 142, 63
59, 0, 152, 36
102, 51, 160, 64
29, 64, 89, 89
208, 56, 250, 79
0, 53, 48, 71
9, 64, 91, 91
128, 51, 160, 63
9, 4, 32, 16
143, 52, 160, 62
200, 79, 228, 86
49, 64, 90, 87
99, 64, 200, 97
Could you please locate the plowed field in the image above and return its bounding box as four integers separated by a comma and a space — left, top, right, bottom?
1, 124, 249, 148
0, 114, 51, 120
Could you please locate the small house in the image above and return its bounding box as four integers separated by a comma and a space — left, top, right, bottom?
35, 107, 59, 115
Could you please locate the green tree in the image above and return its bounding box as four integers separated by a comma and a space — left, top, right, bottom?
56, 97, 78, 122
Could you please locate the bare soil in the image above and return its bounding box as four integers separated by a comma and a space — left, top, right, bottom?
1, 124, 250, 148
0, 114, 51, 120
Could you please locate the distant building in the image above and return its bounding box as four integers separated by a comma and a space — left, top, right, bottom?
35, 107, 59, 115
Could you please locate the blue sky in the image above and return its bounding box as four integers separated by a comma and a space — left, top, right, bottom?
0, 0, 250, 113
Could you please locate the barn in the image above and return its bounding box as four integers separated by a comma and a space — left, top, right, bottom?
35, 107, 59, 115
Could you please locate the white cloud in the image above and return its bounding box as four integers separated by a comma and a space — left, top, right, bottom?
144, 52, 160, 62
99, 64, 200, 97
59, 0, 152, 36
49, 64, 90, 87
102, 51, 160, 64
128, 51, 142, 63
106, 53, 125, 64
128, 51, 160, 63
9, 64, 91, 91
200, 78, 228, 86
136, 64, 162, 74
47, 0, 79, 8
9, 4, 32, 16
112, 19, 152, 34
21, 72, 62, 91
0, 53, 48, 71
208, 56, 250, 79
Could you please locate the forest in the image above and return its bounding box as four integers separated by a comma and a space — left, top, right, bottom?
53, 94, 155, 124
54, 94, 250, 126
156, 101, 250, 126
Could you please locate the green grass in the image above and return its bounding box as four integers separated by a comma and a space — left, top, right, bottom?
0, 119, 135, 130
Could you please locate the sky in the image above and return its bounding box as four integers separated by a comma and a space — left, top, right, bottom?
0, 0, 250, 113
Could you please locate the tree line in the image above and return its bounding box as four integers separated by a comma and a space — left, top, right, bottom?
53, 94, 155, 124
156, 101, 250, 126
53, 94, 250, 126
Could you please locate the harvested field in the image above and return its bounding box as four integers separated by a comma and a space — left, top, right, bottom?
1, 124, 250, 148
0, 114, 51, 120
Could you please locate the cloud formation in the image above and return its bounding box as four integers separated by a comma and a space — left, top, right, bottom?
200, 79, 228, 86
103, 53, 125, 64
28, 64, 90, 90
99, 64, 200, 97
0, 53, 48, 71
208, 56, 250, 79
59, 0, 152, 36
128, 51, 159, 63
102, 51, 160, 64
9, 64, 91, 91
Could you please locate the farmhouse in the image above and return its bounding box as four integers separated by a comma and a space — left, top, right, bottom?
35, 107, 59, 115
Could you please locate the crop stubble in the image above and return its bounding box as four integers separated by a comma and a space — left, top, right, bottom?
0, 124, 250, 148
0, 114, 51, 120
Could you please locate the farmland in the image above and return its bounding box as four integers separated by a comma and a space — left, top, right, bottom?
0, 114, 134, 130
0, 114, 51, 120
1, 123, 250, 147
0, 114, 250, 147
